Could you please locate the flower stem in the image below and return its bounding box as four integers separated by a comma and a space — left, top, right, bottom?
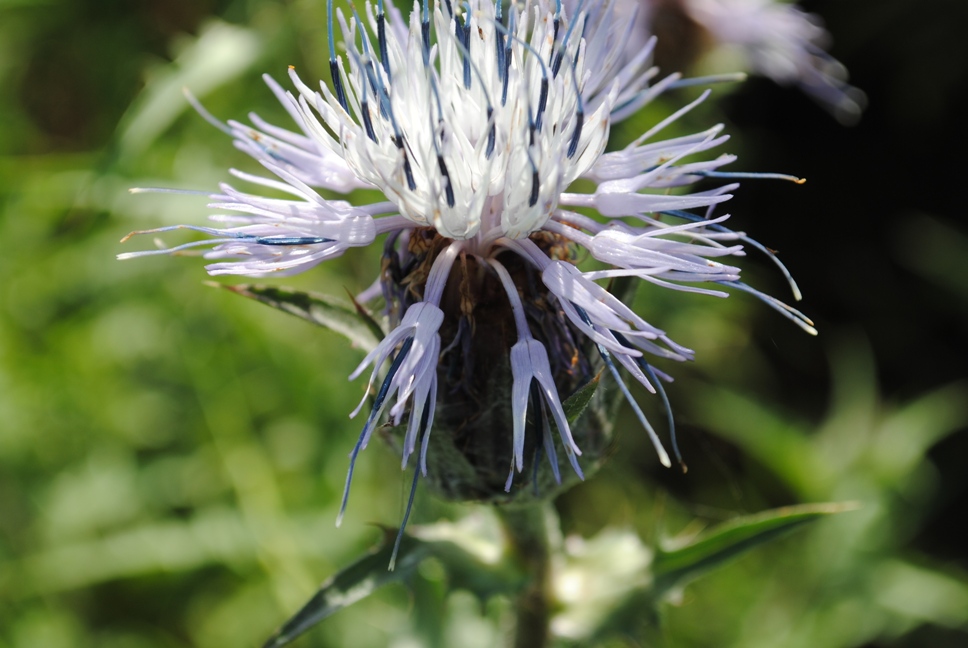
497, 503, 554, 648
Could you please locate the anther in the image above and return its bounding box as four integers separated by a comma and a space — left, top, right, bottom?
438, 155, 456, 208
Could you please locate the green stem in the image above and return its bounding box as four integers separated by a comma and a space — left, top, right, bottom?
497, 504, 553, 648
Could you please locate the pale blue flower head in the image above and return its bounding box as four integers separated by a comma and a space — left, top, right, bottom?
120, 0, 816, 556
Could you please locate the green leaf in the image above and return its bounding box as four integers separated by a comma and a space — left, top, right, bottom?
212, 283, 383, 352
563, 370, 603, 424
652, 502, 858, 596
263, 519, 523, 647
262, 534, 434, 648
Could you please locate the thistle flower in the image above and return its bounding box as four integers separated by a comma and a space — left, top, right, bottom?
120, 0, 815, 557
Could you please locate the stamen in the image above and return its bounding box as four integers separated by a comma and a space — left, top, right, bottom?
361, 101, 378, 142
457, 4, 472, 89
551, 0, 561, 59
462, 14, 471, 89
495, 0, 507, 90
421, 0, 431, 64
436, 2, 495, 158
376, 0, 391, 83
553, 0, 586, 77
492, 16, 553, 131
485, 106, 496, 158
567, 112, 583, 158
534, 77, 549, 131
437, 155, 456, 207
501, 9, 514, 105
327, 0, 349, 113
393, 136, 417, 191
352, 9, 390, 122
256, 236, 331, 245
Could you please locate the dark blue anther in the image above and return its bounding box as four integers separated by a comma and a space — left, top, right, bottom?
421, 0, 431, 65
377, 0, 392, 83
437, 155, 456, 208
394, 136, 417, 191
534, 77, 549, 131
501, 10, 514, 106
352, 10, 390, 121
495, 12, 506, 87
327, 0, 349, 113
361, 100, 378, 142
529, 170, 540, 207
552, 51, 564, 78
567, 109, 583, 158
330, 60, 349, 113
254, 236, 332, 245
462, 15, 472, 89
485, 107, 496, 158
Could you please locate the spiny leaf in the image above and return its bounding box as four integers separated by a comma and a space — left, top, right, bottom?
263, 524, 523, 647
262, 534, 433, 648
563, 370, 603, 425
345, 287, 388, 345
211, 283, 382, 352
652, 502, 858, 596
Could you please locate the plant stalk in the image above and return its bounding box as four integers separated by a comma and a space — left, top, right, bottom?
497, 503, 553, 648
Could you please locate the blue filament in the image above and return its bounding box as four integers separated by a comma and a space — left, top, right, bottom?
327, 0, 349, 112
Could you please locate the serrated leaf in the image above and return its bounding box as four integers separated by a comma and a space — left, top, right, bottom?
213, 283, 383, 352
345, 288, 388, 346
263, 521, 523, 647
262, 534, 433, 648
652, 502, 858, 596
563, 370, 603, 424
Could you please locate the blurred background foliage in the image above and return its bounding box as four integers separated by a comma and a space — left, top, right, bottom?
1, 0, 966, 646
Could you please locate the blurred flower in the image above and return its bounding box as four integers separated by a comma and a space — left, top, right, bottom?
120, 0, 814, 544
576, 0, 866, 122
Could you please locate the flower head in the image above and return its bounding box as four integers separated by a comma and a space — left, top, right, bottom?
121, 0, 816, 558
